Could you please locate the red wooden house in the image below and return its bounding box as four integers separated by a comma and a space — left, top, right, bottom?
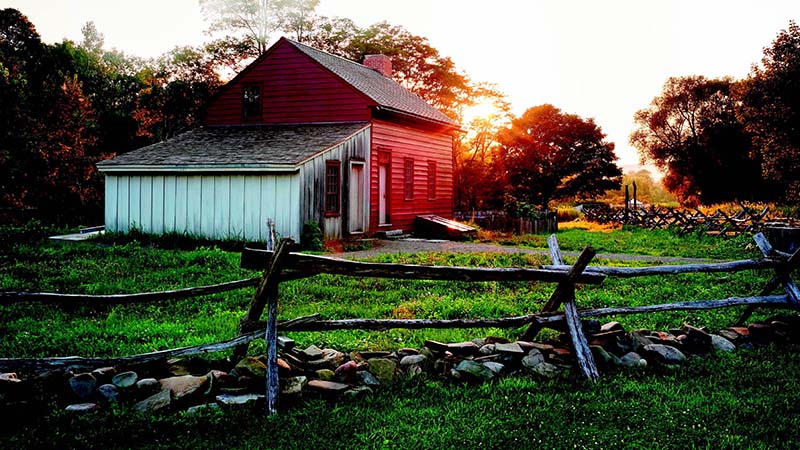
97, 37, 458, 242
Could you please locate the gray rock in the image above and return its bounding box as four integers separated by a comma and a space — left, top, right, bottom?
531, 362, 561, 378
97, 384, 120, 402
358, 370, 381, 387
452, 360, 494, 382
306, 380, 349, 395
642, 344, 686, 364
629, 331, 654, 352
281, 376, 307, 396
304, 349, 345, 371
448, 341, 481, 356
405, 364, 423, 378
521, 349, 546, 368
718, 329, 741, 342
216, 393, 264, 406
590, 345, 621, 367
710, 334, 736, 352
482, 361, 505, 375
494, 342, 524, 355
185, 403, 220, 415
111, 371, 138, 389
367, 358, 397, 385
400, 354, 427, 366
69, 373, 97, 399
478, 344, 496, 356
342, 386, 373, 399
472, 337, 487, 347
396, 348, 419, 358
619, 352, 647, 368
133, 389, 171, 413
136, 378, 160, 394
300, 344, 324, 360
235, 357, 267, 378
65, 403, 100, 413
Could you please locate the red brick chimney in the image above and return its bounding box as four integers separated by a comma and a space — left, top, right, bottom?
363, 54, 392, 77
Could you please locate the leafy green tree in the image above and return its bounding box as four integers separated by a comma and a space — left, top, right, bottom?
495, 104, 622, 210
738, 21, 800, 203
630, 76, 765, 206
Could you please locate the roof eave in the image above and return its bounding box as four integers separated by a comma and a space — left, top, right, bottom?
96, 164, 300, 174
374, 106, 461, 130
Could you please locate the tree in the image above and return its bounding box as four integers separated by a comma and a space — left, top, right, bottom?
453, 84, 511, 211
738, 21, 800, 203
495, 104, 622, 210
630, 76, 765, 206
305, 19, 473, 120
199, 0, 320, 54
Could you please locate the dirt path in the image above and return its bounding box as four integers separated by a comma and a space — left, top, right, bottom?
336, 238, 715, 263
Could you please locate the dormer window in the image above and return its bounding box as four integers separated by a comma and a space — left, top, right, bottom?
242, 85, 261, 120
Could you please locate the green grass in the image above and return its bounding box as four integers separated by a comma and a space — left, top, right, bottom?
493, 226, 757, 260
1, 224, 797, 448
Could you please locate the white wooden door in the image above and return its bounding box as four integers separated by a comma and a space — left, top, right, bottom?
349, 163, 365, 233
379, 164, 388, 225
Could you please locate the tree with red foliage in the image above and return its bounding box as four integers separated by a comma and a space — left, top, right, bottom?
495, 104, 621, 211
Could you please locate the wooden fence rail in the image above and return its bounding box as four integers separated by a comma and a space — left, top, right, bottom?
584, 204, 799, 238
1, 233, 799, 416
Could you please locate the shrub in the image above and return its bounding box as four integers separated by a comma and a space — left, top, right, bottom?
300, 221, 324, 251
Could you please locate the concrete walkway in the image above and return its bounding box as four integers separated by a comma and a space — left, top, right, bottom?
336, 238, 715, 263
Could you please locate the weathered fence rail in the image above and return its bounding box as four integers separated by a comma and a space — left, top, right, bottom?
1, 232, 799, 416
584, 204, 799, 238
454, 210, 558, 234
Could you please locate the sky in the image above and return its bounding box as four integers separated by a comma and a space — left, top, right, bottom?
6, 0, 800, 169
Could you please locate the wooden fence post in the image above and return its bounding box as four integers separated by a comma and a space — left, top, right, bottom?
520, 235, 599, 381
736, 234, 800, 325
232, 238, 293, 365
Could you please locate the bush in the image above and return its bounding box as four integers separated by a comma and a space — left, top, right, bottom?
300, 221, 324, 251
556, 206, 582, 222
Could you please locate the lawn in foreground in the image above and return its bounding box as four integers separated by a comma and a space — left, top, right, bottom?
1, 225, 797, 448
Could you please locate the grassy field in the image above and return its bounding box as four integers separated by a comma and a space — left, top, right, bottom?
2, 223, 799, 449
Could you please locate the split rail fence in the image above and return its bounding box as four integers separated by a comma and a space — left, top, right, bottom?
1, 233, 799, 416
583, 204, 799, 237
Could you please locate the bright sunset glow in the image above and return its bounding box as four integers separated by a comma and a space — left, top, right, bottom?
12, 0, 800, 168
461, 99, 502, 125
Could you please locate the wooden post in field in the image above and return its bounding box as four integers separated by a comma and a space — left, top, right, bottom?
624, 184, 630, 224
736, 234, 800, 325
523, 236, 598, 381
233, 239, 293, 365
520, 236, 600, 381
633, 181, 638, 217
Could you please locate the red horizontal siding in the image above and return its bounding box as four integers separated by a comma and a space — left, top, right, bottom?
370, 120, 454, 233
206, 40, 373, 125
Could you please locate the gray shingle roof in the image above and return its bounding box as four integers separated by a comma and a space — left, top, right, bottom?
286, 39, 457, 126
97, 123, 369, 167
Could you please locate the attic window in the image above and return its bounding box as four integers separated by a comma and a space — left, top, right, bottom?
242, 85, 261, 120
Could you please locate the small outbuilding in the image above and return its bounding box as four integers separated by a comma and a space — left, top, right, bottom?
97, 38, 458, 242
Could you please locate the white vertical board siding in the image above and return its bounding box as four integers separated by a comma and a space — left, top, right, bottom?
104, 176, 118, 231
105, 172, 301, 242
299, 126, 371, 241
151, 176, 165, 234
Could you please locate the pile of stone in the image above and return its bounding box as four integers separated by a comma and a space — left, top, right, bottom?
1, 314, 798, 416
